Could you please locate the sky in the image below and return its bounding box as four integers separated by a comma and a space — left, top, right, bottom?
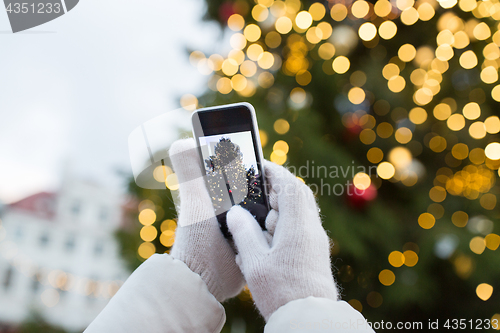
0, 0, 225, 203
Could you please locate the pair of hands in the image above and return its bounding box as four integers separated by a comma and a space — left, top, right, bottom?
169, 139, 338, 321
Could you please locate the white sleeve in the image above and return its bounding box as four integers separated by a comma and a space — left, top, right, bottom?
84, 254, 226, 333
264, 297, 375, 333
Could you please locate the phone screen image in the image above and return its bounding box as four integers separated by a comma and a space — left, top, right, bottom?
192, 104, 269, 236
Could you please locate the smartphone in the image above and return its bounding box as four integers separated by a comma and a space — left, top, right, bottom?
191, 102, 270, 237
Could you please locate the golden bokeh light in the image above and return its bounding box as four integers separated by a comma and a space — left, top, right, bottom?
247, 43, 263, 61
360, 129, 376, 144
447, 114, 465, 131
388, 146, 412, 169
244, 24, 262, 42
359, 22, 377, 41
330, 3, 348, 21
270, 150, 287, 165
485, 142, 500, 160
367, 147, 384, 164
377, 122, 393, 138
353, 172, 371, 190
274, 118, 290, 134
453, 31, 470, 48
221, 58, 239, 76
374, 0, 392, 17
378, 20, 397, 40
140, 225, 158, 242
462, 102, 480, 120
480, 66, 498, 84
273, 140, 289, 154
228, 14, 245, 31
275, 16, 293, 34
240, 60, 257, 77
469, 121, 487, 139
469, 148, 485, 164
138, 242, 156, 259
433, 103, 452, 120
470, 236, 486, 254
382, 63, 400, 80
436, 44, 454, 61
231, 74, 247, 92
451, 143, 469, 160
485, 233, 500, 250
160, 230, 175, 247
388, 76, 406, 93
258, 52, 275, 69
348, 87, 365, 104
429, 186, 447, 202
429, 135, 447, 152
418, 2, 435, 20
452, 211, 468, 227
318, 42, 336, 60
480, 193, 497, 210
398, 44, 417, 62
332, 56, 350, 74
265, 31, 282, 48
400, 7, 419, 25
252, 4, 269, 22
166, 173, 179, 191
388, 251, 405, 267
418, 212, 436, 229
317, 22, 332, 39
473, 22, 491, 40
309, 2, 326, 20
179, 94, 198, 112
139, 209, 156, 226
351, 0, 370, 18
403, 250, 419, 267
409, 107, 428, 124
295, 11, 313, 29
290, 87, 306, 103
484, 116, 500, 134
459, 50, 478, 69
395, 127, 412, 144
379, 269, 396, 286
160, 219, 177, 232
476, 283, 493, 301
377, 162, 396, 179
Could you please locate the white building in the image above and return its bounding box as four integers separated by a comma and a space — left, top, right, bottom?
0, 177, 130, 331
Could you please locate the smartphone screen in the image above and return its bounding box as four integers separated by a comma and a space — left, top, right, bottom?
192, 103, 269, 237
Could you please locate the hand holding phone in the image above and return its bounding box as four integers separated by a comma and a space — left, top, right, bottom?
191, 103, 270, 237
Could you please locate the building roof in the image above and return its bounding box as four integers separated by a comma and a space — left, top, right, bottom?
9, 192, 57, 220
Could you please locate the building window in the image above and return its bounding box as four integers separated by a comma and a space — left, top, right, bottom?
71, 200, 81, 215
99, 207, 109, 223
65, 235, 76, 252
39, 232, 50, 247
3, 267, 14, 290
32, 271, 42, 293
94, 241, 104, 257
14, 226, 23, 241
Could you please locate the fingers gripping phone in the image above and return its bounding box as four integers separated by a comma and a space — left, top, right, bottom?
191, 102, 270, 238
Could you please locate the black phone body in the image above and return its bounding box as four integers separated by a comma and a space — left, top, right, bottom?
191, 102, 270, 237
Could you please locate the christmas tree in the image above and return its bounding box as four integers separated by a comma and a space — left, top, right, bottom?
122, 0, 500, 331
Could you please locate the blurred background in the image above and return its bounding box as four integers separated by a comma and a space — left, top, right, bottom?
1, 0, 500, 332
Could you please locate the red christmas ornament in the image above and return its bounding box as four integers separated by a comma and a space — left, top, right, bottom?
346, 183, 377, 209
219, 2, 235, 22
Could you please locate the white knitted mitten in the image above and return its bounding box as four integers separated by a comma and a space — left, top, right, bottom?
226, 161, 339, 321
169, 138, 245, 302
